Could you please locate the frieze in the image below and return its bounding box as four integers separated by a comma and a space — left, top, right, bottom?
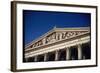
28, 31, 89, 49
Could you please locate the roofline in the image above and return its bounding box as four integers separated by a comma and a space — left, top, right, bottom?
54, 27, 90, 30
25, 26, 90, 48
25, 27, 56, 48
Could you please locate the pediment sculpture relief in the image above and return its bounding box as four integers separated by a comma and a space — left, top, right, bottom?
29, 31, 89, 48
45, 31, 88, 44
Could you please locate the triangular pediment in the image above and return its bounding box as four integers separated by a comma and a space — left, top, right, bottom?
25, 27, 90, 49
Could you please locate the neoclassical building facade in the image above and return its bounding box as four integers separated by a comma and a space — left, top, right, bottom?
24, 27, 91, 62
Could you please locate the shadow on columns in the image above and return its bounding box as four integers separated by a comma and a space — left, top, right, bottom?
70, 46, 78, 60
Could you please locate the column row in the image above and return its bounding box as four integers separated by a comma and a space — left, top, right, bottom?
25, 42, 91, 62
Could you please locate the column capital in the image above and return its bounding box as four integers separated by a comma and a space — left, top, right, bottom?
55, 49, 59, 53
77, 43, 82, 46
65, 47, 70, 49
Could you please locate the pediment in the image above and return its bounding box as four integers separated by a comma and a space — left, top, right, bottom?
44, 30, 89, 44
58, 30, 89, 39
25, 27, 90, 49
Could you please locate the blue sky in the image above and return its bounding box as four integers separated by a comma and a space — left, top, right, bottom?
23, 10, 91, 45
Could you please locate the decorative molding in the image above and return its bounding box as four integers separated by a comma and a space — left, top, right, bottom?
25, 27, 90, 49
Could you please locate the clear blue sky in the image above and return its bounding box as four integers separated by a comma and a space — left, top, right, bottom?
23, 10, 91, 45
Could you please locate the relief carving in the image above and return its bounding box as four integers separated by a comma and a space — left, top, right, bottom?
45, 32, 56, 44
30, 31, 88, 48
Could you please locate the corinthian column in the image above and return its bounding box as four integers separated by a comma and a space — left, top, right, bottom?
78, 44, 82, 60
